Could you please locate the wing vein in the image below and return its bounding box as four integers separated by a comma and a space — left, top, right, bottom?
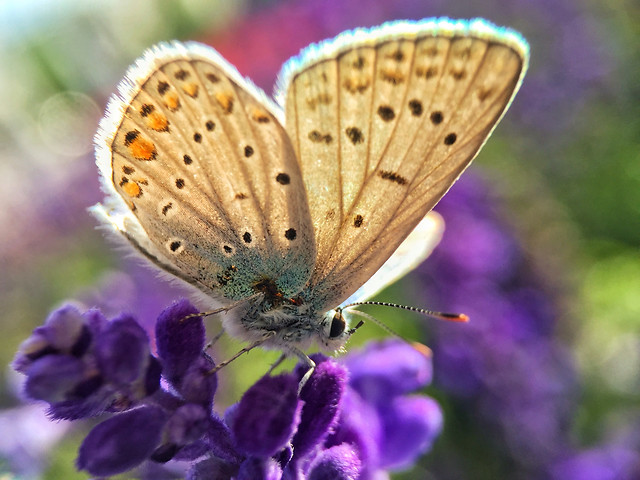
409, 43, 498, 192
336, 59, 344, 225
227, 77, 274, 250
313, 40, 420, 290
195, 66, 267, 243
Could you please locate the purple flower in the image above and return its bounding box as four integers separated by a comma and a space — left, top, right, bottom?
13, 305, 160, 420
13, 300, 442, 479
338, 340, 443, 474
76, 405, 169, 476
550, 445, 640, 480
230, 374, 303, 458
418, 173, 606, 478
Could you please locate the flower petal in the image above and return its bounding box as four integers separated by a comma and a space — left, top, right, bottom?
294, 358, 347, 460
77, 405, 167, 476
237, 457, 283, 480
178, 355, 217, 408
344, 339, 432, 405
24, 355, 85, 403
40, 304, 86, 351
378, 396, 443, 470
151, 403, 209, 463
187, 457, 238, 480
326, 389, 381, 477
231, 374, 301, 457
166, 404, 209, 447
307, 444, 362, 480
155, 299, 205, 382
205, 414, 243, 464
95, 314, 150, 384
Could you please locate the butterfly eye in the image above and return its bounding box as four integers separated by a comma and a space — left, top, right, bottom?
329, 311, 346, 338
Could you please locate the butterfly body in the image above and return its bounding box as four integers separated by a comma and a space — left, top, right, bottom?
220, 294, 342, 352
92, 18, 528, 357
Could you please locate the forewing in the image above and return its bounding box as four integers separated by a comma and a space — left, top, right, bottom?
93, 42, 315, 302
277, 19, 528, 309
340, 212, 444, 307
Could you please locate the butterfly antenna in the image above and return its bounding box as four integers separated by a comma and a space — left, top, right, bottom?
343, 301, 469, 323
346, 308, 433, 357
345, 308, 402, 338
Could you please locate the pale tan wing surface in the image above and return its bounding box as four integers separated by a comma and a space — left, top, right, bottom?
93, 42, 315, 302
278, 20, 528, 309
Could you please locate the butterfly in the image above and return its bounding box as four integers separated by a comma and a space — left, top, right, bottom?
92, 18, 528, 368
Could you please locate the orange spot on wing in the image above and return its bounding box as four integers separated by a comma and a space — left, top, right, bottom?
163, 92, 181, 111
215, 92, 234, 114
251, 108, 270, 123
146, 112, 169, 132
380, 69, 405, 84
182, 82, 199, 98
306, 93, 331, 110
122, 181, 142, 197
343, 77, 370, 93
128, 137, 157, 161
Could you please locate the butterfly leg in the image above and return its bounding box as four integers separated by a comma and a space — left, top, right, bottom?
205, 329, 225, 351
182, 295, 260, 323
181, 306, 229, 323
266, 352, 288, 376
298, 360, 316, 394
283, 345, 316, 394
208, 331, 276, 375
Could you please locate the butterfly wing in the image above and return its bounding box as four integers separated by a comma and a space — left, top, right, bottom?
339, 211, 444, 307
92, 42, 315, 303
276, 18, 528, 309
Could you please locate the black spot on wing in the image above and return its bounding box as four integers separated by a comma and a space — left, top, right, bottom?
345, 127, 364, 145
377, 105, 395, 122
408, 99, 423, 116
308, 130, 333, 144
276, 173, 290, 185
444, 133, 457, 145
378, 170, 408, 185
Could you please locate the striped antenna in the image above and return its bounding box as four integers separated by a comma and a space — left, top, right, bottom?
343, 301, 469, 323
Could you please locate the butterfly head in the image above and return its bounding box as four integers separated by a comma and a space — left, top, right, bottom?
317, 308, 364, 352
318, 309, 348, 349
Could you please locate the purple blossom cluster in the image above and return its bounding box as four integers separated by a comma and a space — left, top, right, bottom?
420, 173, 640, 479
421, 173, 576, 477
13, 299, 442, 479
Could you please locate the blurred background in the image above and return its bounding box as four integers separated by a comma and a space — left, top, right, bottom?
0, 0, 638, 478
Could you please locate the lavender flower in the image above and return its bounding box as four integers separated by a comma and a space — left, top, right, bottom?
417, 173, 632, 479
13, 304, 161, 420
550, 445, 640, 480
13, 299, 442, 479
